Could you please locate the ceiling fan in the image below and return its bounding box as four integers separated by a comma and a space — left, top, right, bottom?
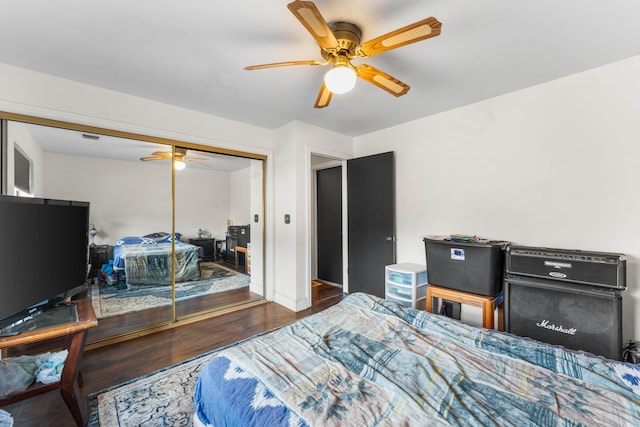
140, 147, 209, 169
244, 0, 442, 108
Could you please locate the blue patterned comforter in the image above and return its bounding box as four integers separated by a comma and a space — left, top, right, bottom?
194, 293, 640, 426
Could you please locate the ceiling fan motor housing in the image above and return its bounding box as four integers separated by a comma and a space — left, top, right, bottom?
322, 21, 362, 59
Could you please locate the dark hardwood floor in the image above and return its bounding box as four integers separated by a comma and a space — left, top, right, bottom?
87, 260, 261, 343
2, 283, 344, 426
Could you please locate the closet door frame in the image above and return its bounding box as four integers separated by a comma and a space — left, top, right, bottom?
0, 112, 267, 346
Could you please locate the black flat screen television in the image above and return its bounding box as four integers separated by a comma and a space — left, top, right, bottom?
0, 195, 89, 324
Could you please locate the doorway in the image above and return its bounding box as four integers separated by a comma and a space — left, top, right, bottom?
316, 165, 343, 285
310, 151, 395, 304
311, 155, 344, 304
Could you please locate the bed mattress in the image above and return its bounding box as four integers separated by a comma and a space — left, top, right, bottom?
194, 293, 640, 426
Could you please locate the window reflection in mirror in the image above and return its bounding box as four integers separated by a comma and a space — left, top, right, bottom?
2, 119, 265, 344
14, 146, 33, 196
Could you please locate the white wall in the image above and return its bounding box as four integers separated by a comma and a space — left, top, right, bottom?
273, 123, 303, 309
42, 152, 233, 244
229, 167, 251, 226
44, 152, 171, 242
273, 121, 353, 310
354, 55, 640, 342
174, 163, 233, 241
0, 65, 272, 154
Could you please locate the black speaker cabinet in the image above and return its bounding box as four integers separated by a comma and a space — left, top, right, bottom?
224, 236, 238, 263
505, 277, 623, 360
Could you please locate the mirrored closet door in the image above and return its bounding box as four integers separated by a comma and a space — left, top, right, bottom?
0, 114, 265, 345
173, 148, 264, 320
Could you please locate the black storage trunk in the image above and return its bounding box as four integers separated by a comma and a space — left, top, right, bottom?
424, 237, 507, 296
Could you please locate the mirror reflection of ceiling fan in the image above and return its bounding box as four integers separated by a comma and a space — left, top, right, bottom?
244, 0, 442, 108
139, 147, 209, 169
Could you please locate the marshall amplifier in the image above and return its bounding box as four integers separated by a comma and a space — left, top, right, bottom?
504, 276, 623, 360
228, 225, 250, 248
506, 246, 626, 290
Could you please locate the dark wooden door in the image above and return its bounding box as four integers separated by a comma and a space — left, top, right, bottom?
347, 151, 395, 298
316, 166, 343, 284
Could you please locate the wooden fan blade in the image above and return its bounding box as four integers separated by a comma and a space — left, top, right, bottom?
150, 151, 172, 158
357, 17, 442, 57
185, 159, 211, 168
244, 60, 324, 71
356, 64, 410, 97
314, 83, 333, 108
140, 156, 165, 161
287, 1, 338, 51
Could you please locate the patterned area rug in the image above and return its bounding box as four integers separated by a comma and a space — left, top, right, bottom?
91, 263, 250, 318
88, 350, 217, 426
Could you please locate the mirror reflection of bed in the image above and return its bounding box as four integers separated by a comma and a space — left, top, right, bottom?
88, 231, 256, 342
4, 119, 265, 345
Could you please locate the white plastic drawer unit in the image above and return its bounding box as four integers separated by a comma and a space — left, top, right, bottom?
385, 293, 414, 308
385, 263, 428, 286
386, 282, 427, 301
385, 263, 428, 309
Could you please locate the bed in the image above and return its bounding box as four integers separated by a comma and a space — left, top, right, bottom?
193, 292, 640, 426
112, 233, 200, 288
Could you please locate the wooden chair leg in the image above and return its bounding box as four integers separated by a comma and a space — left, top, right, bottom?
60, 330, 89, 427
482, 300, 494, 329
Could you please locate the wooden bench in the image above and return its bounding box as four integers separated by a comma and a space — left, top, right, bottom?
426, 285, 503, 330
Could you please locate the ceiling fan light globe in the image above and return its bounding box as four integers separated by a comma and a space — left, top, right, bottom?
324, 66, 356, 94
174, 160, 186, 170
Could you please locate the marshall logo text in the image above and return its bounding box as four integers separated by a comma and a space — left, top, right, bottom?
536, 320, 577, 336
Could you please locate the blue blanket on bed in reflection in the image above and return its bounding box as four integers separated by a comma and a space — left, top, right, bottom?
112, 234, 200, 287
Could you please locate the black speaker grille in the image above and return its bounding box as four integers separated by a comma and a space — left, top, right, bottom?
505, 279, 622, 360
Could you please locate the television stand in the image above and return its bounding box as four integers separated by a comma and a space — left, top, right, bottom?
0, 298, 97, 426
0, 301, 78, 336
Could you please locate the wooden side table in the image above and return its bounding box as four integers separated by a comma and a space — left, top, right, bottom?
189, 238, 217, 261
88, 244, 109, 279
235, 246, 248, 273
426, 285, 504, 330
0, 298, 97, 426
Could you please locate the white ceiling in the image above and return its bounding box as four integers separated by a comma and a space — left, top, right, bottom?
1, 1, 640, 137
